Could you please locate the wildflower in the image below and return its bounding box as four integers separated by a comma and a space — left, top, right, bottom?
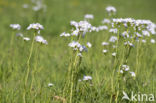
16, 33, 23, 37
112, 52, 116, 56
102, 18, 111, 24
109, 36, 118, 42
151, 39, 155, 44
109, 28, 118, 34
112, 45, 117, 48
68, 41, 81, 48
102, 42, 109, 46
122, 31, 129, 38
106, 6, 116, 15
124, 41, 134, 47
22, 4, 29, 8
102, 49, 108, 54
78, 21, 92, 32
35, 35, 48, 45
83, 76, 92, 81
60, 32, 70, 37
120, 70, 124, 73
71, 29, 79, 36
142, 30, 150, 36
48, 83, 54, 87
27, 23, 44, 30
77, 53, 83, 57
86, 42, 92, 48
84, 14, 94, 20
135, 32, 142, 37
23, 37, 30, 41
70, 21, 78, 28
97, 25, 108, 31
122, 65, 130, 71
142, 39, 146, 43
10, 24, 21, 30
130, 72, 136, 77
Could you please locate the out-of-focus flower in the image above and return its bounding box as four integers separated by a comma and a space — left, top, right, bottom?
22, 4, 29, 8
102, 42, 109, 46
83, 76, 92, 81
106, 6, 116, 15
84, 14, 94, 20
16, 33, 23, 37
142, 39, 146, 43
124, 41, 134, 47
10, 24, 21, 30
48, 83, 54, 87
109, 36, 118, 42
130, 72, 136, 77
142, 30, 150, 37
151, 39, 155, 44
102, 18, 111, 24
27, 23, 44, 30
23, 37, 30, 41
86, 42, 92, 48
109, 28, 118, 34
102, 49, 108, 54
60, 32, 70, 37
112, 52, 116, 56
35, 35, 48, 45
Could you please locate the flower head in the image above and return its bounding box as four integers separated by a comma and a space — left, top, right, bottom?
10, 24, 21, 30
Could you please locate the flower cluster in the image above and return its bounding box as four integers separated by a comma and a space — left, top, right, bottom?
10, 24, 21, 30
106, 6, 117, 16
84, 14, 94, 20
120, 65, 136, 77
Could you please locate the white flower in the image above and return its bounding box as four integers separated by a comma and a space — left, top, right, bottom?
10, 24, 21, 30
102, 18, 111, 24
106, 6, 116, 15
60, 32, 70, 37
102, 42, 109, 46
124, 41, 134, 47
122, 31, 129, 38
142, 30, 150, 36
23, 37, 30, 41
142, 39, 146, 43
135, 32, 142, 37
109, 36, 118, 42
151, 39, 155, 44
71, 29, 79, 36
68, 41, 81, 48
120, 70, 124, 73
27, 23, 44, 30
16, 33, 23, 37
77, 53, 83, 57
70, 21, 78, 28
22, 4, 29, 8
35, 35, 48, 45
97, 25, 108, 31
84, 14, 94, 20
130, 72, 136, 77
48, 83, 54, 87
122, 65, 130, 71
83, 76, 92, 81
112, 52, 116, 56
102, 49, 108, 53
109, 28, 118, 34
86, 42, 92, 48
78, 21, 92, 32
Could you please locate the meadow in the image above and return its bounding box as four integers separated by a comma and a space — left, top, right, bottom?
0, 0, 156, 103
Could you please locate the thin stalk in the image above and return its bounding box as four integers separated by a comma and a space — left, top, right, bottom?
23, 32, 36, 103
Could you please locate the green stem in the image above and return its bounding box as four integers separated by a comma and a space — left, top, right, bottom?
23, 32, 36, 103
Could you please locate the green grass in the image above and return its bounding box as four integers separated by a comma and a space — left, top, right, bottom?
0, 0, 156, 103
